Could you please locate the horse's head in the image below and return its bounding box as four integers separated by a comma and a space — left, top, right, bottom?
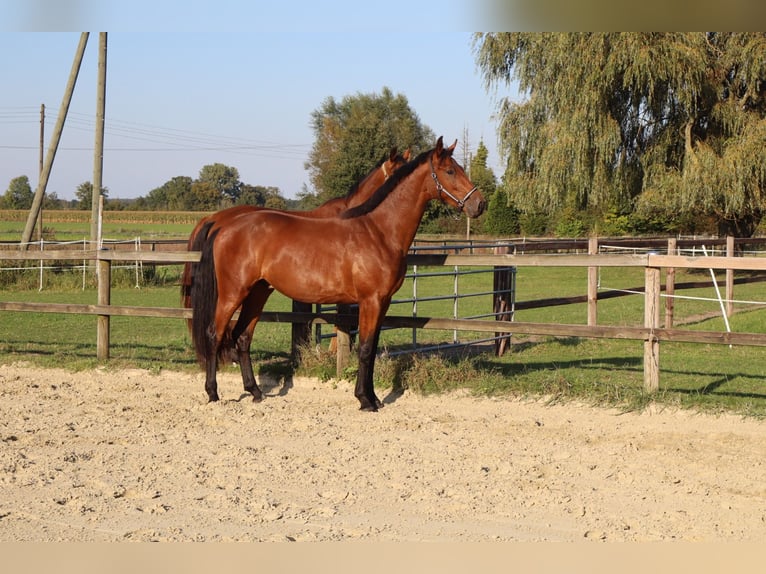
429, 137, 486, 218
382, 147, 412, 180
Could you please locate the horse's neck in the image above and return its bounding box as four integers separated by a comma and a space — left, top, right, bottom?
361, 166, 432, 253
346, 171, 386, 209
309, 171, 385, 217
309, 197, 346, 217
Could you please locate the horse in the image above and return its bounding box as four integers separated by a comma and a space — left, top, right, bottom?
181, 147, 410, 316
190, 137, 485, 411
180, 147, 411, 360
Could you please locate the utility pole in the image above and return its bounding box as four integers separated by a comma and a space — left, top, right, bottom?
21, 32, 89, 249
36, 103, 45, 241
91, 32, 107, 247
93, 33, 109, 361
462, 126, 473, 240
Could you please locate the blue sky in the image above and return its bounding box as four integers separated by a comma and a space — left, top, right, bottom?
1, 28, 514, 201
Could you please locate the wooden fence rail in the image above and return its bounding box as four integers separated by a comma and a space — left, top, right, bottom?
2, 244, 766, 392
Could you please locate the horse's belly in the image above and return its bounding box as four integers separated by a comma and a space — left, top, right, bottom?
261, 245, 401, 304
263, 264, 353, 304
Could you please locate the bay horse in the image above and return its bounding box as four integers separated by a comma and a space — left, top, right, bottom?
181, 147, 410, 360
181, 147, 410, 314
190, 137, 485, 411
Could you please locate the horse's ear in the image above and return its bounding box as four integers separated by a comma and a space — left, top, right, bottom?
388, 147, 398, 161
447, 139, 458, 154
435, 136, 444, 154
403, 149, 411, 161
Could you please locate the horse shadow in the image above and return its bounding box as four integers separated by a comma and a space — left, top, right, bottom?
229, 359, 295, 401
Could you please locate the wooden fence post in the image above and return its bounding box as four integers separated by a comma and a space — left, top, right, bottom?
644, 264, 661, 392
493, 244, 513, 356
726, 235, 734, 318
96, 255, 110, 360
587, 236, 598, 326
665, 238, 676, 328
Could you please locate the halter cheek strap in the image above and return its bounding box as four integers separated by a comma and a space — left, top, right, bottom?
429, 156, 479, 211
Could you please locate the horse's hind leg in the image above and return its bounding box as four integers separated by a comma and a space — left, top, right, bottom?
232, 281, 274, 402
207, 300, 245, 402
204, 323, 221, 402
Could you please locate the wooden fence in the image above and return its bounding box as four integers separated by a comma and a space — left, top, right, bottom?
2, 240, 766, 393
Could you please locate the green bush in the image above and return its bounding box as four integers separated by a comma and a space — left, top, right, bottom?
519, 212, 549, 236
483, 189, 520, 236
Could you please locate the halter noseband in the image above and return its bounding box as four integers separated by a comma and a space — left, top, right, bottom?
429, 155, 479, 213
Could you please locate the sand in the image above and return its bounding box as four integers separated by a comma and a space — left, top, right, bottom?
1, 363, 765, 542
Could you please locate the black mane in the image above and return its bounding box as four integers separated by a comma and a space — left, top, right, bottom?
343, 151, 400, 200
340, 147, 431, 219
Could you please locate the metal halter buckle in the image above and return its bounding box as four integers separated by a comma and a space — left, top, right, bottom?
430, 156, 478, 216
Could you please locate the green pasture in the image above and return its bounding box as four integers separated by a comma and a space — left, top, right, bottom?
0, 210, 200, 242
1, 261, 766, 417
0, 220, 196, 243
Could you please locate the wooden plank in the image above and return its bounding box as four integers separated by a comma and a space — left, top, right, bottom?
1, 248, 765, 273
648, 254, 766, 271
4, 300, 766, 347
407, 253, 649, 268
97, 250, 200, 263
0, 250, 199, 263
0, 249, 98, 261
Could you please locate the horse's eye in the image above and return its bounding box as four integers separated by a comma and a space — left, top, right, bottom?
446, 168, 455, 175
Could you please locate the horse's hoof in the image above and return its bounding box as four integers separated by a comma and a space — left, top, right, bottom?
207, 394, 220, 403
252, 394, 263, 403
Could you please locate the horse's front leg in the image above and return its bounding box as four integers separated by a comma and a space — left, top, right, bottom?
355, 300, 386, 411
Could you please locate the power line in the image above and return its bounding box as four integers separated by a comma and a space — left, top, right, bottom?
0, 109, 312, 160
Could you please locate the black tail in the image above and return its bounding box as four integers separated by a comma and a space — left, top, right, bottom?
190, 222, 219, 368
181, 219, 210, 333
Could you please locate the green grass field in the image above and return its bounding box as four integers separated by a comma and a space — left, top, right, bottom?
2, 259, 766, 417
0, 209, 201, 242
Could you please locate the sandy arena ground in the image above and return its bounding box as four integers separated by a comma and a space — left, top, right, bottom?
1, 362, 765, 542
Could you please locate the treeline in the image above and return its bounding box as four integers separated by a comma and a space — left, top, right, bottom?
1, 164, 299, 213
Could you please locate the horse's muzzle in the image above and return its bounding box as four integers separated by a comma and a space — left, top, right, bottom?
464, 191, 487, 219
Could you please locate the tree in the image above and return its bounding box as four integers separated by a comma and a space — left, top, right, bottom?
262, 187, 287, 210
474, 32, 766, 236
163, 175, 194, 211
484, 187, 520, 236
2, 176, 34, 209
467, 141, 497, 233
145, 176, 194, 210
75, 181, 108, 211
197, 163, 241, 207
190, 180, 221, 211
306, 87, 435, 204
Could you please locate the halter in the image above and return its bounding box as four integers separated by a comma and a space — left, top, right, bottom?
429, 155, 479, 213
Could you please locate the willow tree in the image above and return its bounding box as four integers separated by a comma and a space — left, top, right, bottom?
474, 33, 766, 236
